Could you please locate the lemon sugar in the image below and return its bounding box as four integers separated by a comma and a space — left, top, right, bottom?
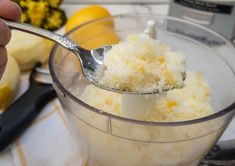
98, 34, 186, 92
81, 71, 213, 122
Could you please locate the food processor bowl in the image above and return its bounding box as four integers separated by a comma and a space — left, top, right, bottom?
49, 14, 235, 166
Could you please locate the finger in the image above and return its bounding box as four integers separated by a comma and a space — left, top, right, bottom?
0, 20, 11, 46
0, 47, 7, 79
0, 0, 21, 21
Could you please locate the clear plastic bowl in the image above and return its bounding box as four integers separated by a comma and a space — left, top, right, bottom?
49, 14, 235, 166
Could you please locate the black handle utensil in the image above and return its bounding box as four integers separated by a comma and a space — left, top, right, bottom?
0, 64, 56, 152
200, 139, 235, 166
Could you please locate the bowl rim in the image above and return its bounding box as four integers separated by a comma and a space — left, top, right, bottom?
49, 13, 235, 126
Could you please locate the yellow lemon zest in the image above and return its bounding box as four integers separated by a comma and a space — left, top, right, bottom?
167, 100, 178, 111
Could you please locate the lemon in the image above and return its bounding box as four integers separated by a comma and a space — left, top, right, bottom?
65, 5, 113, 32
72, 24, 120, 50
7, 30, 54, 71
0, 55, 21, 111
66, 5, 120, 49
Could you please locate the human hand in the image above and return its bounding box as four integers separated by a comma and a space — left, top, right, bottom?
0, 0, 21, 79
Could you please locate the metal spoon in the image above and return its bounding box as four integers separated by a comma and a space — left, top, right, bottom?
2, 18, 185, 95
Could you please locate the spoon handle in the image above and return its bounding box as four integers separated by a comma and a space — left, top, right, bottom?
0, 18, 82, 53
